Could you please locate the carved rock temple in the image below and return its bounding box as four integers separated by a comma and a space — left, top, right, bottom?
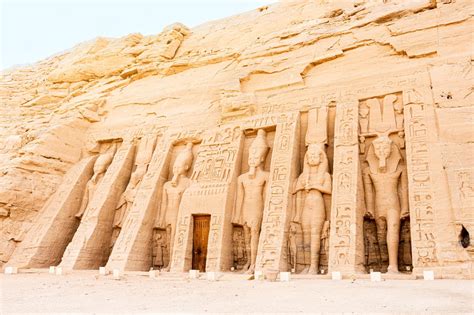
1, 0, 473, 279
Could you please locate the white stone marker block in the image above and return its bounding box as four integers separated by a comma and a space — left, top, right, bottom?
423, 270, 434, 280
370, 272, 382, 282
331, 271, 342, 280
113, 269, 121, 280
55, 267, 63, 275
149, 270, 158, 278
206, 272, 219, 281
254, 270, 264, 280
280, 272, 291, 282
49, 266, 56, 274
189, 270, 200, 279
4, 267, 18, 274
99, 267, 107, 275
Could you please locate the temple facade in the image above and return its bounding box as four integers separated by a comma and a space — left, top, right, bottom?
1, 0, 473, 279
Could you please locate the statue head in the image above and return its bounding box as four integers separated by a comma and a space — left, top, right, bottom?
171, 142, 194, 186
92, 142, 117, 182
248, 129, 270, 177
306, 144, 325, 167
372, 135, 392, 172
130, 164, 147, 187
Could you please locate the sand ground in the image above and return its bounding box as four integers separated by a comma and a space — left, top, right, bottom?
1, 272, 473, 314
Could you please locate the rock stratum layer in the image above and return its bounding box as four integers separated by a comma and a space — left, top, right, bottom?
1, 0, 473, 278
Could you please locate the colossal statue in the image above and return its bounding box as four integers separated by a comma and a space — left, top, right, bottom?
293, 144, 332, 274
75, 143, 117, 219
155, 142, 194, 271
232, 129, 270, 274
110, 136, 156, 250
363, 134, 409, 274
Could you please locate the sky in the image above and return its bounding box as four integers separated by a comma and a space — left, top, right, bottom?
0, 0, 275, 70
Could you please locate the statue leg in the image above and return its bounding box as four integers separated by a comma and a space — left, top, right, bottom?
164, 224, 173, 271
75, 188, 89, 219
247, 227, 260, 274
242, 225, 251, 272
309, 220, 324, 274
375, 217, 388, 271
301, 226, 310, 274
151, 231, 158, 268
386, 210, 401, 273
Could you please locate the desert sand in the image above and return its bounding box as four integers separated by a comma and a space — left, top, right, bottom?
1, 272, 473, 314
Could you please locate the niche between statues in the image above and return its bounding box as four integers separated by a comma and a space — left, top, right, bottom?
231, 127, 275, 273
287, 106, 335, 275
151, 140, 200, 271
358, 93, 413, 273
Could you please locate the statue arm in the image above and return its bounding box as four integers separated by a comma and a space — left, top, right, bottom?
294, 188, 303, 224
320, 173, 332, 195
362, 167, 375, 219
400, 164, 409, 219
156, 186, 168, 229
232, 177, 244, 225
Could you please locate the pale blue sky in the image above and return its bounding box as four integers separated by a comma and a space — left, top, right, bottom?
1, 0, 274, 70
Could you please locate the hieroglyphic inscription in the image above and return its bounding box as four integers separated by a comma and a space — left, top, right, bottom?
404, 103, 438, 266
256, 112, 299, 271
328, 100, 364, 273
191, 127, 240, 183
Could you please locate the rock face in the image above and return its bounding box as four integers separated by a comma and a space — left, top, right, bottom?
1, 0, 473, 278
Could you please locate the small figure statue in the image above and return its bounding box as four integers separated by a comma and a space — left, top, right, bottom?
75, 143, 117, 219
363, 135, 409, 274
155, 142, 194, 271
288, 222, 298, 272
152, 232, 166, 269
293, 144, 332, 274
232, 228, 246, 269
232, 129, 270, 274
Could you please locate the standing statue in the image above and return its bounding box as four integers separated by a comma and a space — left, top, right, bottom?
363, 135, 409, 274
110, 136, 156, 249
293, 144, 332, 274
75, 143, 117, 219
155, 142, 194, 271
109, 170, 142, 249
152, 232, 166, 270
232, 129, 270, 274
287, 222, 298, 272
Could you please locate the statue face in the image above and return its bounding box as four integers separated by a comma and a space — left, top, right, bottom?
248, 147, 266, 168
172, 162, 189, 177
306, 145, 322, 166
372, 136, 392, 172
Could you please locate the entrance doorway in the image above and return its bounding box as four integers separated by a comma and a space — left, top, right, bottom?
192, 215, 210, 272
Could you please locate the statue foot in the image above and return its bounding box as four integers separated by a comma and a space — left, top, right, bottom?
246, 265, 255, 274
242, 263, 250, 273
162, 266, 171, 272
300, 266, 309, 274
386, 265, 400, 274
308, 265, 318, 275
